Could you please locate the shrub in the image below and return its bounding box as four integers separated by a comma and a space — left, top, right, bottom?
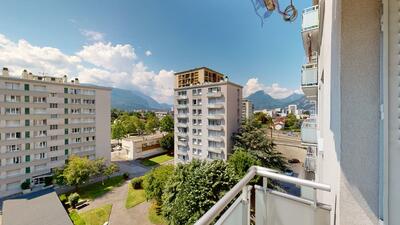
59, 194, 68, 204
68, 193, 80, 208
20, 180, 30, 190
123, 172, 130, 180
44, 176, 53, 186
162, 160, 238, 225
143, 165, 174, 206
131, 177, 143, 189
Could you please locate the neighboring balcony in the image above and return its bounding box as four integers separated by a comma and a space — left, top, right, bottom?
207, 136, 224, 142
208, 125, 224, 131
207, 92, 223, 98
176, 132, 188, 138
301, 5, 319, 58
177, 114, 188, 119
176, 104, 188, 109
194, 166, 331, 225
207, 103, 224, 109
176, 95, 188, 100
177, 123, 189, 128
301, 63, 318, 101
301, 118, 317, 145
207, 114, 224, 120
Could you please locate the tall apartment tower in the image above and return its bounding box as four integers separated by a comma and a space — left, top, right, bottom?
241, 99, 254, 121
174, 67, 242, 163
0, 68, 111, 197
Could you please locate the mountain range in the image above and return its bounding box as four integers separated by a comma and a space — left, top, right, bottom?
246, 91, 314, 110
111, 88, 313, 111
111, 88, 172, 111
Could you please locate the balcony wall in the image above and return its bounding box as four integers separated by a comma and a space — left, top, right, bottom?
301, 119, 317, 145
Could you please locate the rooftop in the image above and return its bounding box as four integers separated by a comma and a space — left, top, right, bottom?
174, 67, 225, 76
123, 132, 165, 142
2, 190, 73, 225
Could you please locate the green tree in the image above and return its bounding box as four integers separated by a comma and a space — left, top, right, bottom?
104, 163, 119, 180
159, 115, 174, 132
143, 165, 174, 206
112, 120, 126, 141
233, 119, 286, 171
123, 116, 139, 134
63, 155, 94, 190
135, 119, 146, 135
284, 113, 299, 130
162, 160, 238, 225
145, 116, 159, 134
228, 149, 261, 179
160, 132, 174, 151
254, 112, 267, 124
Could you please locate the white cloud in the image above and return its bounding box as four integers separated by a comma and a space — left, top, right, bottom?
80, 29, 105, 42
145, 50, 152, 56
77, 42, 136, 71
0, 33, 174, 103
244, 78, 301, 99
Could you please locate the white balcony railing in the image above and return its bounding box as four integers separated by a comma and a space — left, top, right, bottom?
301, 63, 318, 86
301, 5, 319, 32
301, 119, 317, 144
195, 166, 331, 225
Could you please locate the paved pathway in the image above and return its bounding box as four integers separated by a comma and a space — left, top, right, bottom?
79, 181, 153, 225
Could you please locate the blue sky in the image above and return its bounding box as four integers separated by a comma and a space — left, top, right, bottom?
0, 0, 309, 103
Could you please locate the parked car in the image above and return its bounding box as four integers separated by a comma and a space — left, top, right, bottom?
288, 158, 300, 164
284, 169, 294, 177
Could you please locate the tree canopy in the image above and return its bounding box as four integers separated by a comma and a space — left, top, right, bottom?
143, 165, 174, 206
160, 115, 174, 132
233, 119, 286, 171
160, 132, 174, 151
162, 160, 238, 225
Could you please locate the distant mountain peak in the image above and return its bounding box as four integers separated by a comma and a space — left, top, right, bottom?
111, 87, 172, 111
247, 91, 313, 110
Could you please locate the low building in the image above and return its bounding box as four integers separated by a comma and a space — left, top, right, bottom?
121, 132, 166, 160
2, 190, 73, 225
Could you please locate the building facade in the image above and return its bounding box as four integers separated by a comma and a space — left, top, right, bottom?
174, 67, 242, 163
300, 0, 400, 224
121, 132, 166, 160
241, 99, 254, 121
0, 68, 111, 197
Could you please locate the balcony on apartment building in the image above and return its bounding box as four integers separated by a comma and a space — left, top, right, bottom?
301, 118, 317, 145
194, 166, 331, 225
301, 5, 319, 57
207, 103, 224, 109
207, 91, 223, 98
301, 62, 318, 101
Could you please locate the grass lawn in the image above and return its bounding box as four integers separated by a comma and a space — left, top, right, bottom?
125, 185, 146, 209
77, 175, 125, 200
70, 204, 112, 225
148, 202, 167, 225
140, 154, 173, 167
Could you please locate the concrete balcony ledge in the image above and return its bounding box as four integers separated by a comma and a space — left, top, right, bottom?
301, 119, 317, 145
176, 95, 188, 100
176, 105, 188, 109
207, 125, 224, 131
177, 123, 189, 128
207, 92, 223, 98
207, 114, 224, 120
207, 103, 224, 109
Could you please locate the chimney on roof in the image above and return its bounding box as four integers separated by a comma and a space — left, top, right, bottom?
71, 79, 75, 84
22, 69, 28, 79
63, 75, 68, 83
2, 67, 9, 77
74, 78, 79, 84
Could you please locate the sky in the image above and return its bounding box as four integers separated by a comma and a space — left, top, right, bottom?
0, 0, 309, 103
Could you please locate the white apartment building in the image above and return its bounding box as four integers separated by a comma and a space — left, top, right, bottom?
0, 68, 111, 197
121, 132, 166, 160
287, 104, 298, 115
241, 99, 254, 121
299, 0, 400, 224
174, 67, 242, 163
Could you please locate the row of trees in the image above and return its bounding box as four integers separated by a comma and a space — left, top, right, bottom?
54, 155, 119, 190
111, 113, 174, 140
